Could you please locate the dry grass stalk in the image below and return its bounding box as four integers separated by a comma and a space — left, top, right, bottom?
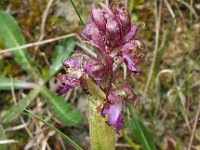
0, 33, 76, 54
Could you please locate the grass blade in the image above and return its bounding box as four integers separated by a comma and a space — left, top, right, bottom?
0, 11, 39, 80
1, 88, 40, 124
0, 77, 36, 90
25, 109, 83, 150
69, 0, 84, 25
127, 105, 156, 150
0, 124, 7, 150
40, 86, 82, 126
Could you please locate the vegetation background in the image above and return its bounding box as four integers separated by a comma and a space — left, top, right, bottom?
0, 0, 199, 150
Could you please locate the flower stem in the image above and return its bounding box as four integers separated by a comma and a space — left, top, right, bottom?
86, 79, 115, 150
88, 96, 115, 150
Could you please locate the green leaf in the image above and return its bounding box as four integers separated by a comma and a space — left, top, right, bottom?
25, 109, 83, 150
40, 86, 82, 126
46, 38, 75, 80
127, 105, 156, 150
1, 88, 40, 124
0, 124, 7, 150
0, 77, 35, 90
0, 11, 39, 80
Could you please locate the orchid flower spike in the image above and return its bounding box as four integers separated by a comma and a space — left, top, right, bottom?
57, 3, 146, 133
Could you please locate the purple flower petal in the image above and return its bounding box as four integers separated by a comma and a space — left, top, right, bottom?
105, 18, 121, 46
114, 5, 131, 35
63, 54, 86, 69
57, 75, 80, 95
101, 104, 123, 133
120, 41, 137, 53
57, 84, 71, 95
81, 18, 106, 53
84, 63, 106, 80
121, 41, 145, 75
122, 54, 140, 75
101, 91, 123, 133
124, 25, 138, 43
91, 4, 106, 33
100, 4, 115, 18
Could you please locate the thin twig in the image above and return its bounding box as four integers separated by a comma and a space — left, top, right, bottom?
158, 31, 167, 52
34, 0, 55, 58
163, 0, 175, 19
188, 101, 200, 150
40, 52, 51, 67
0, 140, 18, 144
5, 123, 28, 132
41, 131, 55, 150
59, 136, 67, 150
115, 143, 132, 147
0, 82, 36, 89
0, 33, 76, 54
20, 117, 33, 138
40, 0, 54, 40
76, 42, 97, 58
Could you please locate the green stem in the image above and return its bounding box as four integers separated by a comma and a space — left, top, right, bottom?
86, 79, 115, 150
88, 96, 115, 150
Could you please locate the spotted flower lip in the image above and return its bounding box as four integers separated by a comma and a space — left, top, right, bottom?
101, 90, 123, 133
101, 86, 138, 133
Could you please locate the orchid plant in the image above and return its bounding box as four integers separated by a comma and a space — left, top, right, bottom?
57, 3, 146, 150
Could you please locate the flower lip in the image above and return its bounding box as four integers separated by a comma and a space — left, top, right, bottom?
100, 85, 139, 132
101, 91, 123, 133
102, 106, 123, 134
57, 75, 81, 95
